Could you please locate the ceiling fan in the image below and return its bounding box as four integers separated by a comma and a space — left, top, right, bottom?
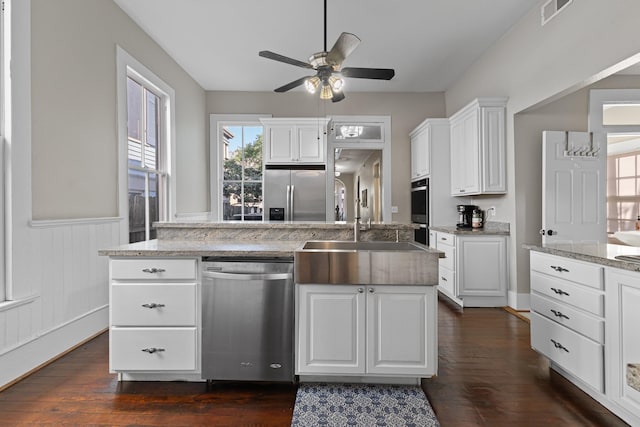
258, 0, 395, 103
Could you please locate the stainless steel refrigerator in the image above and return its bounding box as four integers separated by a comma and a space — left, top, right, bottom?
264, 165, 326, 221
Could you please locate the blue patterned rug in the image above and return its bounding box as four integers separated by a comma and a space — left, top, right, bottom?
291, 383, 440, 426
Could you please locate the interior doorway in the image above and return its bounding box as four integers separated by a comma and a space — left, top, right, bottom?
334, 179, 346, 221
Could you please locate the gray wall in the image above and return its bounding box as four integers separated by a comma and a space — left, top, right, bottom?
444, 0, 640, 304
206, 91, 445, 223
31, 0, 207, 220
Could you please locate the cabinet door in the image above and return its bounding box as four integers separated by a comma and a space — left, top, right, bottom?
606, 269, 640, 423
450, 110, 480, 195
265, 124, 295, 163
457, 236, 506, 297
410, 128, 429, 179
296, 125, 325, 163
480, 106, 506, 193
296, 285, 365, 374
366, 285, 436, 376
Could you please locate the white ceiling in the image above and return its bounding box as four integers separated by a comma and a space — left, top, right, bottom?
113, 0, 540, 93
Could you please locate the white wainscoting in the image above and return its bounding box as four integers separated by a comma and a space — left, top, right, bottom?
0, 217, 122, 389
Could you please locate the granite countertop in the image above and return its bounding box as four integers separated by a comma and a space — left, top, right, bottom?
98, 239, 304, 258
429, 221, 510, 236
524, 242, 640, 272
154, 221, 418, 230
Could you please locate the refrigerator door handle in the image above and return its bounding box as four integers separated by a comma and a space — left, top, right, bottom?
286, 185, 291, 221
290, 185, 295, 221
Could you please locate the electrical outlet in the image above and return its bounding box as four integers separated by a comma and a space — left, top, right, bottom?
391, 206, 399, 214
487, 206, 496, 217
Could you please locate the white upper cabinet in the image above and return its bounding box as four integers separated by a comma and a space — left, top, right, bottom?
450, 97, 507, 196
410, 124, 430, 180
261, 118, 328, 164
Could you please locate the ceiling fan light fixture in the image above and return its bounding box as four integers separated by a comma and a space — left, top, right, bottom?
305, 76, 320, 93
329, 75, 344, 91
320, 84, 333, 100
340, 125, 363, 138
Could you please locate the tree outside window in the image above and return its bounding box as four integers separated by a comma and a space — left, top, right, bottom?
222, 126, 263, 220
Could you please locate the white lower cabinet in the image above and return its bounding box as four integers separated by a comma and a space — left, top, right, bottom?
605, 268, 640, 426
296, 284, 437, 378
109, 257, 199, 376
434, 230, 508, 307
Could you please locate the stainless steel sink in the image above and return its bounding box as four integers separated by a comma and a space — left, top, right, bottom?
301, 240, 423, 251
295, 240, 439, 285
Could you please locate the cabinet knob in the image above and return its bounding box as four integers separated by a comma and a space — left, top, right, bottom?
441, 276, 447, 282
141, 347, 165, 354
141, 303, 165, 309
357, 288, 364, 293
142, 268, 166, 274
368, 288, 374, 293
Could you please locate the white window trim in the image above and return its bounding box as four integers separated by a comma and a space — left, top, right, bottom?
209, 114, 271, 221
116, 46, 176, 243
0, 0, 9, 301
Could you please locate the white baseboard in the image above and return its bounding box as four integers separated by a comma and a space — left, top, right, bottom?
507, 290, 531, 310
0, 306, 108, 389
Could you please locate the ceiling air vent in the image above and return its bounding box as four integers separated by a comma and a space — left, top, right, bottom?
541, 0, 572, 25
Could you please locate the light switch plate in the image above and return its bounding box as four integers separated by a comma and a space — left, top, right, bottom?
391, 206, 399, 213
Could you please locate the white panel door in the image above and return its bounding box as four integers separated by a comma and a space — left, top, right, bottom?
366, 285, 436, 376
296, 285, 365, 374
542, 131, 606, 244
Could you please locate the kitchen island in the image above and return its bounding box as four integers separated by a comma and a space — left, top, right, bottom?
99, 221, 442, 385
525, 242, 640, 427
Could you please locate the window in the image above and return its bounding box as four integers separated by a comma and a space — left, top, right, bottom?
607, 149, 640, 233
221, 124, 263, 221
126, 77, 165, 242
117, 47, 175, 244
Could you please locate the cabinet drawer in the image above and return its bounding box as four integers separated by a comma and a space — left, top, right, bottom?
110, 327, 196, 371
111, 258, 197, 281
530, 252, 603, 290
531, 271, 603, 316
111, 283, 196, 326
436, 232, 455, 248
531, 293, 603, 343
438, 244, 455, 270
438, 266, 455, 296
531, 312, 603, 392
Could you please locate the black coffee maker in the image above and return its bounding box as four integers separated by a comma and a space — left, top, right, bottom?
457, 205, 478, 229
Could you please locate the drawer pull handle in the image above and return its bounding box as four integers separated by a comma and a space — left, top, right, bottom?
441, 237, 447, 241
141, 303, 165, 309
142, 268, 166, 274
550, 265, 569, 273
141, 347, 165, 354
550, 287, 570, 296
441, 277, 447, 282
550, 309, 569, 320
550, 339, 569, 353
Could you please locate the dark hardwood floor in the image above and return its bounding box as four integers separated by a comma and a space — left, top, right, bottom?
0, 296, 628, 426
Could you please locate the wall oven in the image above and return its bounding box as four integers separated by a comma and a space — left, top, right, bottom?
411, 178, 429, 245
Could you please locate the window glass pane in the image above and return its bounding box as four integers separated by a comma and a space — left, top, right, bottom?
618, 156, 636, 177
618, 178, 636, 196
243, 127, 263, 180
223, 126, 242, 180
603, 103, 640, 125
222, 182, 242, 220
127, 78, 142, 141
149, 173, 159, 240
145, 89, 159, 169
243, 182, 263, 220
128, 169, 146, 243
128, 139, 142, 167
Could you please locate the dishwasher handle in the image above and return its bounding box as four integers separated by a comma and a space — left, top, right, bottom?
202, 270, 291, 281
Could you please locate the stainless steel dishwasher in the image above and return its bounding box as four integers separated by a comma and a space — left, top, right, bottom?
201, 257, 294, 382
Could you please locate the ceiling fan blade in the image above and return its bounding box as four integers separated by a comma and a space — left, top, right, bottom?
326, 32, 361, 66
259, 51, 313, 69
331, 91, 345, 103
341, 67, 395, 80
274, 76, 313, 93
